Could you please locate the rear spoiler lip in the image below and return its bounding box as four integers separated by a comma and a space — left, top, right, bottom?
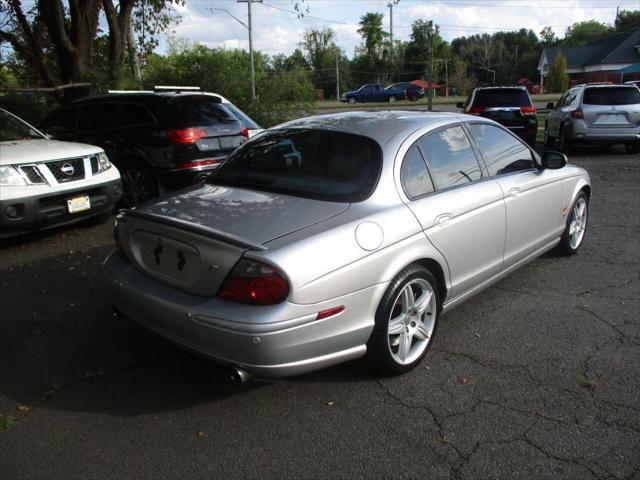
121, 209, 268, 251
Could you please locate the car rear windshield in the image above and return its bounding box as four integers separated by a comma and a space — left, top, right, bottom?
583, 87, 640, 105
473, 89, 531, 107
167, 96, 238, 127
222, 102, 259, 130
210, 129, 382, 202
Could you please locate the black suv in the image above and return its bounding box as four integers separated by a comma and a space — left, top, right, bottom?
457, 87, 538, 148
38, 92, 248, 206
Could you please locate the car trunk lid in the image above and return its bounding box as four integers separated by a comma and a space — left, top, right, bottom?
117, 184, 349, 296
582, 87, 640, 128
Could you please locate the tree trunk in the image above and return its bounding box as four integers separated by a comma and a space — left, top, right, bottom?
103, 0, 135, 90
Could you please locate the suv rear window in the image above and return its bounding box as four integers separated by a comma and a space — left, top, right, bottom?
167, 96, 238, 127
210, 129, 382, 202
473, 89, 531, 107
583, 87, 640, 105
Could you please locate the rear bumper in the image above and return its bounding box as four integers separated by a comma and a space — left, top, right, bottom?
572, 121, 640, 142
0, 179, 121, 236
102, 251, 384, 378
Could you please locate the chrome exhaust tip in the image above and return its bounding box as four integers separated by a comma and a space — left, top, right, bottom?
229, 366, 252, 384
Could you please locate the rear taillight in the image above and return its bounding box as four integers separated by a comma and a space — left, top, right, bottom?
168, 128, 207, 144
218, 259, 289, 305
520, 105, 537, 115
570, 109, 584, 119
469, 106, 485, 115
240, 125, 249, 138
175, 159, 221, 170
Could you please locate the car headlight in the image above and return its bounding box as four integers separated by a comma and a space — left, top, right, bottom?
95, 151, 112, 174
0, 166, 26, 186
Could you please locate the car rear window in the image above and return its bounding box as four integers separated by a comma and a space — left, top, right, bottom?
167, 96, 238, 127
473, 89, 531, 107
583, 87, 640, 105
222, 102, 259, 130
210, 129, 382, 202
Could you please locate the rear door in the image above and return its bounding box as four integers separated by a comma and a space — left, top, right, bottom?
581, 87, 640, 129
467, 123, 564, 267
399, 125, 506, 298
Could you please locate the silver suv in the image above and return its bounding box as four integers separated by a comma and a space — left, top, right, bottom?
544, 84, 640, 154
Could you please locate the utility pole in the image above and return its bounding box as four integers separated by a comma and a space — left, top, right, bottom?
336, 51, 340, 100
387, 1, 399, 68
427, 20, 435, 112
213, 2, 262, 101
444, 58, 448, 97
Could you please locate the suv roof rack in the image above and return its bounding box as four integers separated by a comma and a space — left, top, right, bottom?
107, 90, 153, 94
153, 85, 201, 92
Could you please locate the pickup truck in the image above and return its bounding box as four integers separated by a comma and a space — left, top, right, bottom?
341, 83, 405, 104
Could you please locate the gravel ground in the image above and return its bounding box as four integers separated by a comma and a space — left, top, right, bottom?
0, 146, 638, 479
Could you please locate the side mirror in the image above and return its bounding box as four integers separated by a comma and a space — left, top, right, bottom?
456, 102, 464, 109
546, 102, 555, 109
541, 151, 567, 169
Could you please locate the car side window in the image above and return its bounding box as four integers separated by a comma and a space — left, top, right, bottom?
418, 126, 482, 190
39, 108, 77, 136
401, 145, 435, 198
77, 103, 154, 132
556, 92, 568, 108
469, 124, 536, 176
563, 90, 578, 107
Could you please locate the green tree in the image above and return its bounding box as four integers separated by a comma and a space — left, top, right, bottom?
402, 20, 450, 83
546, 52, 569, 93
354, 12, 389, 83
299, 28, 339, 96
562, 20, 614, 46
539, 26, 557, 45
615, 10, 640, 31
448, 59, 477, 96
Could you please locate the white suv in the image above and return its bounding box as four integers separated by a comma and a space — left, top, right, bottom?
0, 108, 122, 238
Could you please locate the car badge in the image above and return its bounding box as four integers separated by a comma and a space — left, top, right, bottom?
60, 163, 75, 175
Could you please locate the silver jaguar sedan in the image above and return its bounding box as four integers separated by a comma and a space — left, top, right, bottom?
103, 111, 591, 380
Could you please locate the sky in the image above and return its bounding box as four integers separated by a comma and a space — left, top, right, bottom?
163, 0, 639, 58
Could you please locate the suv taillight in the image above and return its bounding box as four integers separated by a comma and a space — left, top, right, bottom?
570, 109, 584, 119
520, 105, 537, 115
240, 125, 249, 138
168, 128, 207, 144
218, 259, 289, 305
469, 106, 485, 115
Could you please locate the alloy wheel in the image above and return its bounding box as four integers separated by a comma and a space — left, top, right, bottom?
569, 197, 587, 249
122, 169, 152, 207
387, 278, 437, 365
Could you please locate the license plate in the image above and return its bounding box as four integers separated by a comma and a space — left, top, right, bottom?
595, 114, 626, 125
67, 195, 91, 213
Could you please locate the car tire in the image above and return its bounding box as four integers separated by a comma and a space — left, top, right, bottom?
388, 95, 397, 103
556, 191, 588, 256
367, 265, 440, 375
347, 97, 357, 105
626, 141, 640, 154
119, 160, 158, 208
543, 124, 555, 147
558, 127, 572, 154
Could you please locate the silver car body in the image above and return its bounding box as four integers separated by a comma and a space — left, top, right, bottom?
546, 84, 640, 143
103, 111, 591, 378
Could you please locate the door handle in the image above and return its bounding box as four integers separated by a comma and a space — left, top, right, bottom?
509, 187, 522, 197
435, 213, 453, 226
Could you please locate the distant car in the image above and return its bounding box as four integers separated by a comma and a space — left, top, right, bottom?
38, 90, 254, 207
341, 83, 405, 104
457, 87, 538, 148
104, 111, 590, 380
544, 84, 640, 154
0, 108, 121, 238
386, 82, 425, 101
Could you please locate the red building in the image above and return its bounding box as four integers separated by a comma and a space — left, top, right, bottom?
538, 28, 640, 88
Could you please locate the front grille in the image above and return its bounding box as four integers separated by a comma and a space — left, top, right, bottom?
46, 158, 85, 183
90, 155, 99, 175
19, 165, 46, 184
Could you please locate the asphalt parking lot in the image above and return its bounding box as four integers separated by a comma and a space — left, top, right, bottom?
0, 147, 638, 479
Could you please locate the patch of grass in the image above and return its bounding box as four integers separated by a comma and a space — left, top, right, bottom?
536, 112, 548, 143
0, 414, 16, 431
